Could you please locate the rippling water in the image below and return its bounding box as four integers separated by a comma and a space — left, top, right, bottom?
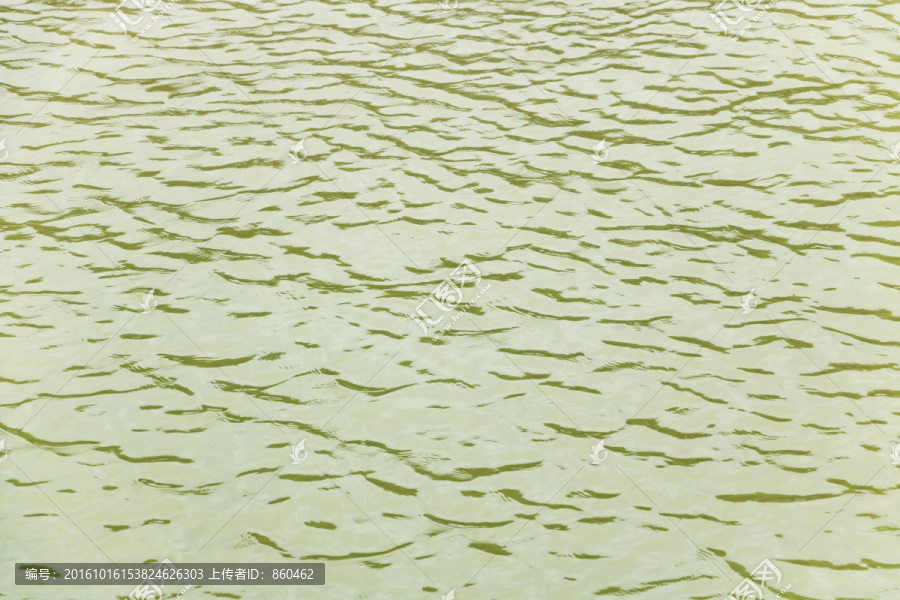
2, 0, 899, 598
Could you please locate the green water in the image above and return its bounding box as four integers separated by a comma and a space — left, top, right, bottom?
1, 0, 899, 598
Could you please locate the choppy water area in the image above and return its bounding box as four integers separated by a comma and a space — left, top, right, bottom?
1, 0, 899, 598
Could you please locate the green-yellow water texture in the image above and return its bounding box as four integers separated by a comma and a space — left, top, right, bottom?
1, 0, 899, 599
